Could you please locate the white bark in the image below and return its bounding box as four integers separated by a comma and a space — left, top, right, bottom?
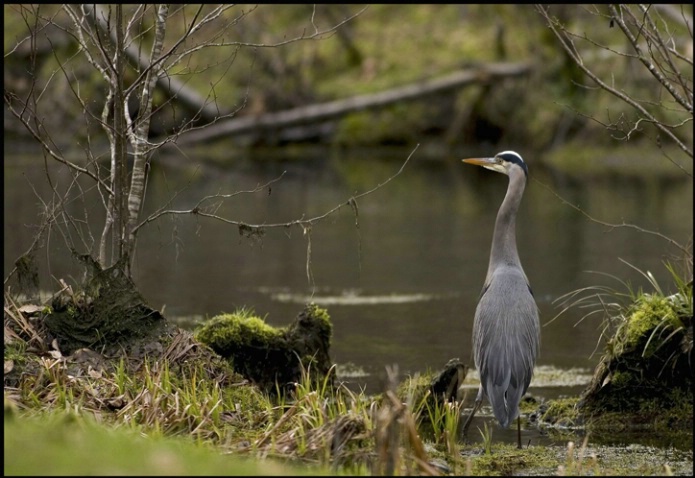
125, 4, 170, 264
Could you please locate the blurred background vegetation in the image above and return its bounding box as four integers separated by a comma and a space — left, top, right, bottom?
4, 4, 692, 172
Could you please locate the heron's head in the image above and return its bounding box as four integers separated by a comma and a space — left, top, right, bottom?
462, 151, 527, 178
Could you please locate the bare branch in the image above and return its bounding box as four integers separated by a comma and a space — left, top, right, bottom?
609, 5, 692, 113
535, 4, 693, 158
532, 177, 691, 257
653, 4, 693, 31
4, 93, 114, 195
62, 5, 112, 83
132, 145, 418, 235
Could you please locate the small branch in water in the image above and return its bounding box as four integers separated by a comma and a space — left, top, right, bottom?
131, 144, 417, 287
134, 144, 418, 234
132, 171, 289, 234
533, 176, 691, 257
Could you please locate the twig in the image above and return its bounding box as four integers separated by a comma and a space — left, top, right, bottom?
134, 145, 418, 234
533, 176, 691, 257
535, 4, 693, 159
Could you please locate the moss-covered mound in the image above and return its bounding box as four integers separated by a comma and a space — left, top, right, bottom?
195, 304, 333, 394
579, 291, 693, 430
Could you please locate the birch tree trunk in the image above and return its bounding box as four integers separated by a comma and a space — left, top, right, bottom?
96, 4, 129, 268
113, 5, 129, 266
125, 4, 170, 271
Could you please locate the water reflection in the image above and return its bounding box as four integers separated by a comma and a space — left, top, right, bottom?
4, 147, 692, 397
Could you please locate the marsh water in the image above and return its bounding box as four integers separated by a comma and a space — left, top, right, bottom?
4, 145, 693, 449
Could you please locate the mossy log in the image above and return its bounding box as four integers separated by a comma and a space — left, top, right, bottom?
194, 304, 333, 395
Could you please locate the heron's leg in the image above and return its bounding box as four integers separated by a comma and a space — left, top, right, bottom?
517, 415, 521, 449
460, 399, 482, 441
460, 386, 484, 441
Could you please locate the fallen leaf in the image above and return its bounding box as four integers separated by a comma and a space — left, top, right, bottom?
105, 396, 126, 410
18, 304, 43, 315
88, 367, 103, 379
601, 372, 612, 388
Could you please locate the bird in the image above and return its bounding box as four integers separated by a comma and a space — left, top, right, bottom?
459, 150, 540, 449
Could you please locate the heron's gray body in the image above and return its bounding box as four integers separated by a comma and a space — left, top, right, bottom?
474, 265, 539, 427
461, 150, 540, 438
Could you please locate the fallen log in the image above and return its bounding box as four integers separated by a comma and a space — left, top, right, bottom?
175, 61, 532, 145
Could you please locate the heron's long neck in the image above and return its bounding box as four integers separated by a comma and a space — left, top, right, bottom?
488, 171, 526, 275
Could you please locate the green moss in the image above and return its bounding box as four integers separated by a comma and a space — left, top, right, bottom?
459, 438, 694, 476
541, 397, 580, 427
306, 303, 330, 325
621, 294, 681, 355
468, 444, 559, 476
195, 305, 334, 395
3, 340, 27, 364
303, 304, 332, 348
579, 264, 692, 422
518, 395, 540, 414
194, 309, 285, 356
608, 370, 632, 389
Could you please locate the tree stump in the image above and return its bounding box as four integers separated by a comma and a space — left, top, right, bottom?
42, 254, 167, 356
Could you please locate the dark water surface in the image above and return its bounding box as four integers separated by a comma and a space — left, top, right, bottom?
4, 146, 692, 446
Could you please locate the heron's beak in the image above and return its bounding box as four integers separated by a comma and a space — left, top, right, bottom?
462, 157, 495, 167
463, 156, 506, 174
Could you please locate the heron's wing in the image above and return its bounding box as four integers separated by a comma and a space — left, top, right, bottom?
473, 266, 540, 427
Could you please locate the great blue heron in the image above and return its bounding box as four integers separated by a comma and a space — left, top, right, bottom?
460, 151, 540, 449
